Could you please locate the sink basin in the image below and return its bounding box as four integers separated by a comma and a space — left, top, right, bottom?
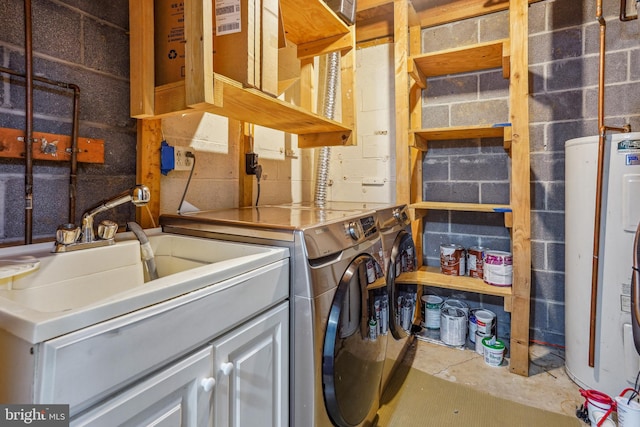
0, 229, 288, 343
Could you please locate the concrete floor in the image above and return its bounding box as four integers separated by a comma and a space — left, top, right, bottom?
405, 339, 584, 419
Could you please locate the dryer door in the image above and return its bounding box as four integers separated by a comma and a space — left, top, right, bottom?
323, 254, 386, 427
387, 230, 418, 339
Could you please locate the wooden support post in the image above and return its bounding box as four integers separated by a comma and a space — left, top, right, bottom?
508, 0, 532, 377
136, 119, 162, 228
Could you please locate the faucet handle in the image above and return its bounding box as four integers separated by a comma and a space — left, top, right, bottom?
132, 185, 151, 207
97, 220, 119, 240
56, 223, 81, 245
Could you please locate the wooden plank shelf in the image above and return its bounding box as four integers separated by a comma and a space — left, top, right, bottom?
130, 0, 355, 147
396, 266, 513, 300
411, 201, 511, 213
354, 1, 542, 42
411, 201, 513, 228
153, 75, 353, 146
410, 124, 512, 151
409, 39, 510, 82
279, 0, 350, 46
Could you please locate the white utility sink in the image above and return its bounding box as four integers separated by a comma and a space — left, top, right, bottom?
0, 229, 288, 344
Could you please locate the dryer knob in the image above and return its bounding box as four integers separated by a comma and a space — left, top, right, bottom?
393, 209, 403, 224
347, 222, 361, 240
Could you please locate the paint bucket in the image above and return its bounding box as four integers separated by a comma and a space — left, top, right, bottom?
469, 311, 478, 343
440, 307, 467, 347
579, 389, 615, 427
483, 251, 513, 286
422, 295, 443, 329
474, 309, 496, 336
475, 331, 485, 355
481, 336, 505, 366
467, 246, 487, 278
440, 244, 466, 276
616, 389, 640, 427
443, 298, 469, 318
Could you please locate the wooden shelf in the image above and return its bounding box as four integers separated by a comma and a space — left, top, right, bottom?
409, 39, 510, 83
129, 0, 355, 147
355, 1, 543, 43
411, 201, 511, 213
279, 0, 350, 46
396, 266, 513, 300
367, 277, 387, 291
410, 124, 512, 151
152, 75, 352, 146
411, 202, 513, 228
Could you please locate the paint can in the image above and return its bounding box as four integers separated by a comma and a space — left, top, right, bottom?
369, 317, 377, 341
469, 310, 478, 343
475, 331, 485, 354
616, 389, 640, 427
440, 307, 467, 347
483, 251, 513, 286
443, 298, 469, 318
380, 296, 388, 335
467, 246, 487, 279
474, 309, 496, 336
366, 258, 376, 283
481, 336, 506, 366
440, 244, 466, 276
580, 389, 615, 427
421, 295, 443, 329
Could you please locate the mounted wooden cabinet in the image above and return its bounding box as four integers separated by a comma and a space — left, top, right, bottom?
129, 0, 357, 147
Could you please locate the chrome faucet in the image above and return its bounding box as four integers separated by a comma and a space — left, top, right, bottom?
54, 184, 151, 252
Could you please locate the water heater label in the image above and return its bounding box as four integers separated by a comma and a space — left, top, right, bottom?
625, 154, 640, 165
621, 295, 631, 313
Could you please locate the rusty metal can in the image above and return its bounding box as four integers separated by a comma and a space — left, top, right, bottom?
467, 246, 488, 279
440, 244, 465, 276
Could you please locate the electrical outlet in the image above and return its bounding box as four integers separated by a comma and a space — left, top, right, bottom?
174, 146, 195, 171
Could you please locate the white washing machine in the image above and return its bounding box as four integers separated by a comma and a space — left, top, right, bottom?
160, 205, 388, 427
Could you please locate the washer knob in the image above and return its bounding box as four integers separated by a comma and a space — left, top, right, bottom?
347, 221, 361, 240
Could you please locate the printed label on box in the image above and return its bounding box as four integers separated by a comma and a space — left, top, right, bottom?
215, 0, 241, 35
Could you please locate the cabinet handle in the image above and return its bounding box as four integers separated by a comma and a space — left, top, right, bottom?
200, 377, 216, 392
220, 362, 234, 376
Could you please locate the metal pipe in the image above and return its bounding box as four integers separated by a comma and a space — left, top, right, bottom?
620, 0, 639, 20
24, 0, 34, 244
0, 67, 81, 225
590, 0, 631, 368
69, 84, 80, 224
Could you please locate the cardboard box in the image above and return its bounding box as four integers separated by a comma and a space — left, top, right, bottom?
153, 0, 279, 94
154, 0, 186, 86
213, 0, 259, 88
260, 0, 279, 96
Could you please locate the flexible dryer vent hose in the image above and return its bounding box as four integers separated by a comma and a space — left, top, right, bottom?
314, 51, 340, 207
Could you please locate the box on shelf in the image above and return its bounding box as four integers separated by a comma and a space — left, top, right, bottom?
154, 0, 186, 86
213, 0, 259, 88
153, 0, 279, 96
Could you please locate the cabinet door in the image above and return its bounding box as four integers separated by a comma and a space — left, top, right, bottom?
213, 302, 289, 427
70, 347, 214, 427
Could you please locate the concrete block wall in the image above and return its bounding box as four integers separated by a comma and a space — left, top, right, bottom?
0, 0, 136, 243
420, 0, 640, 347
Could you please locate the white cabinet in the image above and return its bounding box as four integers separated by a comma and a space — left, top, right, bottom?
212, 302, 289, 427
69, 302, 288, 427
71, 346, 214, 426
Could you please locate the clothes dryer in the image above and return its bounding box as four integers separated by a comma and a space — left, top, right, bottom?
375, 204, 418, 393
